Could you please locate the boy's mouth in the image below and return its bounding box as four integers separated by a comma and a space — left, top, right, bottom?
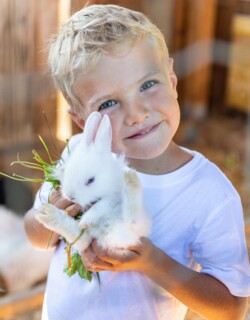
127, 123, 160, 139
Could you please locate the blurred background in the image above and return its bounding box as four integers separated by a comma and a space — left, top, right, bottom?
0, 0, 249, 319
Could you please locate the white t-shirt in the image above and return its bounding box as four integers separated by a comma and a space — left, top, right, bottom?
34, 134, 250, 320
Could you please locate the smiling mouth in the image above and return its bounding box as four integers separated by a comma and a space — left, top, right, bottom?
127, 123, 160, 139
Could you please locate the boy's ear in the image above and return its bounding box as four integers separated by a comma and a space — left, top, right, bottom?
168, 58, 178, 97
68, 110, 85, 130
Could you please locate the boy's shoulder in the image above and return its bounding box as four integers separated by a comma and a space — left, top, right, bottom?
185, 148, 239, 200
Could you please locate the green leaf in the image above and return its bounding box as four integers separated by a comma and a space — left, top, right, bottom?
0, 135, 61, 188
38, 135, 54, 164
64, 252, 93, 281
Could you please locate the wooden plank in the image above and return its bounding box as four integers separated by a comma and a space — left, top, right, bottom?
143, 0, 174, 50
175, 0, 218, 119
32, 0, 59, 141
185, 0, 217, 118
71, 0, 144, 13
0, 0, 35, 148
225, 14, 250, 112
0, 283, 45, 318
172, 0, 186, 53
209, 0, 238, 113
0, 0, 60, 181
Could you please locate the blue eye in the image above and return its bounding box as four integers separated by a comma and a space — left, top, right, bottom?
99, 99, 117, 111
140, 80, 157, 92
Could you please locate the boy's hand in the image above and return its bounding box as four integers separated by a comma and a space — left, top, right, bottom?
25, 189, 83, 250
49, 189, 82, 218
82, 239, 247, 320
81, 237, 155, 273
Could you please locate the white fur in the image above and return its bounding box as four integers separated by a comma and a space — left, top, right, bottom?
0, 206, 52, 294
36, 112, 151, 254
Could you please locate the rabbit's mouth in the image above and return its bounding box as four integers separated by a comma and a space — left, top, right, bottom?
74, 198, 101, 220
83, 198, 101, 213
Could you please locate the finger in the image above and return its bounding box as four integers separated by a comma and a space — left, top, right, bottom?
48, 190, 60, 204
55, 198, 73, 210
65, 203, 82, 218
91, 240, 116, 262
92, 239, 141, 257
82, 244, 113, 269
49, 190, 73, 209
91, 240, 138, 265
127, 237, 150, 254
86, 266, 104, 272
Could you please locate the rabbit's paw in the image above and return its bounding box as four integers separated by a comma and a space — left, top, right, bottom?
78, 218, 94, 231
35, 204, 65, 230
124, 170, 140, 190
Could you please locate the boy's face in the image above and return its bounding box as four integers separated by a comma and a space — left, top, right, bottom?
72, 40, 180, 169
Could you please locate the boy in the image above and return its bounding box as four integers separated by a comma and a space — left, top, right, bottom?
24, 4, 250, 320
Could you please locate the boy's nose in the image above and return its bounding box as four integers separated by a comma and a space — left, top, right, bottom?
124, 98, 150, 126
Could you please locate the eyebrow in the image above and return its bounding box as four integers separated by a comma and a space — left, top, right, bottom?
87, 69, 161, 107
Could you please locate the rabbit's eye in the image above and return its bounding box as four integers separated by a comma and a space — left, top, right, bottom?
86, 177, 95, 185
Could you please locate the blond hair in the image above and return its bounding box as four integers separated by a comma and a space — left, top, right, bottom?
48, 4, 169, 114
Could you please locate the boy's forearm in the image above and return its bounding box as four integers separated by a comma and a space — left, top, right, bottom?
24, 208, 59, 250
143, 246, 247, 320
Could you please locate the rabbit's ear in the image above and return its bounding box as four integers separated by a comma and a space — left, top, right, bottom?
83, 112, 102, 146
94, 114, 112, 151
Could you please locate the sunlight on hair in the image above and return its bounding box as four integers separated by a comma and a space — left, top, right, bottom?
56, 0, 72, 142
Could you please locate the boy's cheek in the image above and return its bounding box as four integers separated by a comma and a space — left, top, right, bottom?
111, 141, 124, 155
108, 121, 125, 151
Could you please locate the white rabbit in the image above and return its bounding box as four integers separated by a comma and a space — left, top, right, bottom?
0, 205, 52, 294
36, 112, 151, 255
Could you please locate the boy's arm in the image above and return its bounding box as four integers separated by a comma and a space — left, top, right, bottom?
24, 208, 59, 249
140, 241, 248, 320
24, 189, 82, 250
81, 238, 248, 320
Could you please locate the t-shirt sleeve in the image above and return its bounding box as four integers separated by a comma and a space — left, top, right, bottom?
33, 181, 53, 209
192, 196, 250, 297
